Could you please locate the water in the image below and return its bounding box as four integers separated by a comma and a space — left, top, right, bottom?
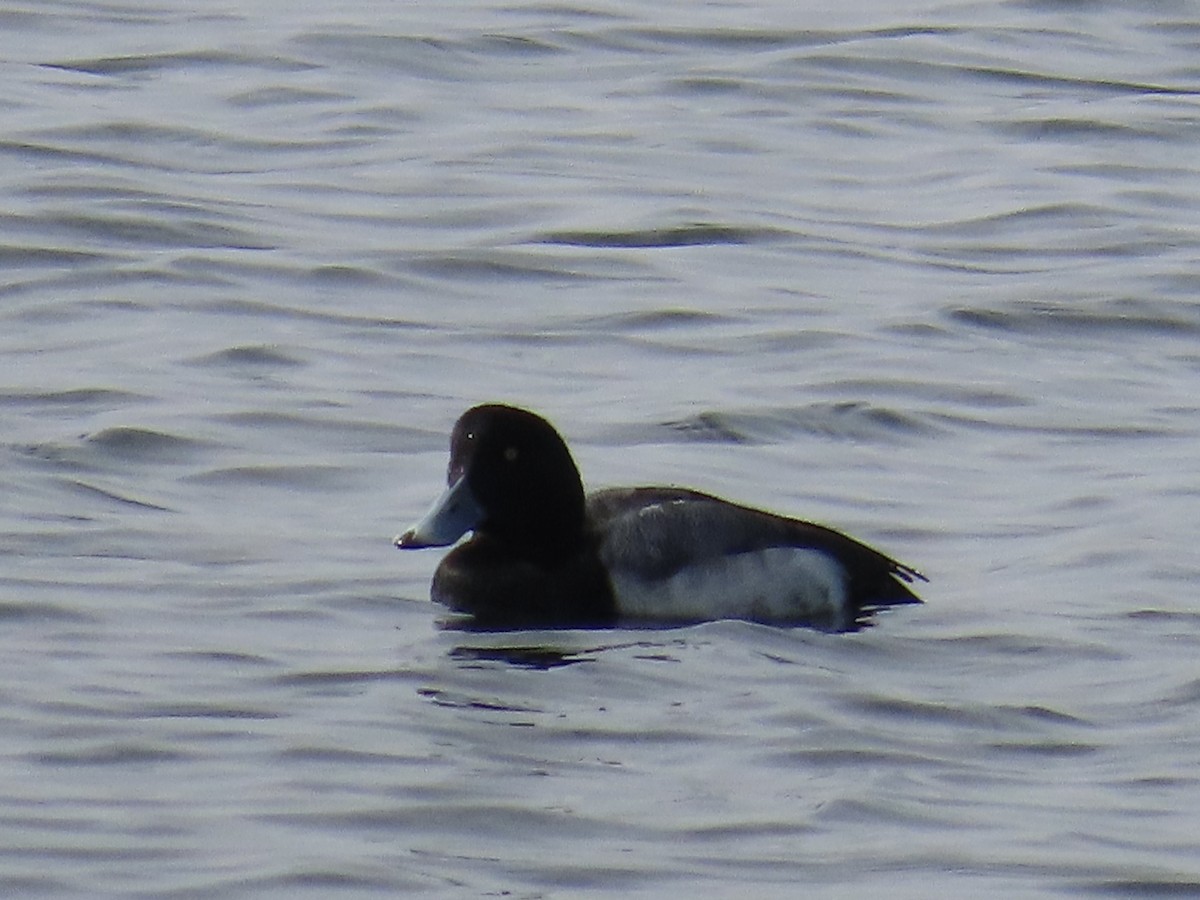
3, 0, 1200, 896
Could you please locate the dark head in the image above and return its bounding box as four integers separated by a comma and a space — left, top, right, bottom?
395, 404, 587, 561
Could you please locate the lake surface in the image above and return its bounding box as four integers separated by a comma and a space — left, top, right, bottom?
3, 0, 1200, 896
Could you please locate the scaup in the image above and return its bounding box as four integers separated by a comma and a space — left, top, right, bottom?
395, 404, 925, 630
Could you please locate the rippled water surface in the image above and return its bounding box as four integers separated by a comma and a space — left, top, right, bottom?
3, 0, 1200, 896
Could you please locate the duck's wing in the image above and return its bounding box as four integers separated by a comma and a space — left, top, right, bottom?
587, 486, 925, 612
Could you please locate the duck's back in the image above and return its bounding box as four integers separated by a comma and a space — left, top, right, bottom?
587, 487, 922, 630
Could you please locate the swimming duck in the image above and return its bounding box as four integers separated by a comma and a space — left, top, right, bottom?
396, 404, 924, 630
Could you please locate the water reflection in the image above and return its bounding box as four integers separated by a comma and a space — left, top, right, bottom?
448, 643, 596, 670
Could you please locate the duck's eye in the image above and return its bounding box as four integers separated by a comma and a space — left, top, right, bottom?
504, 446, 518, 463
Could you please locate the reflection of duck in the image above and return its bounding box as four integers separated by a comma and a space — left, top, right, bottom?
397, 404, 924, 631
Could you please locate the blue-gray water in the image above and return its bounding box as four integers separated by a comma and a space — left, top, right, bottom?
3, 1, 1200, 897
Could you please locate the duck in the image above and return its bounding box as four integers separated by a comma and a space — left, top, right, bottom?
395, 404, 925, 631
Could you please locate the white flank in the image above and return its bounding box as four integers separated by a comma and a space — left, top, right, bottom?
605, 547, 848, 627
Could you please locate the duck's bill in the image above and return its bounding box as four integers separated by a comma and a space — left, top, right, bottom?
394, 476, 483, 549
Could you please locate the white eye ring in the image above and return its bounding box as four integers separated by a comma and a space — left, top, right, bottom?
504, 446, 518, 463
